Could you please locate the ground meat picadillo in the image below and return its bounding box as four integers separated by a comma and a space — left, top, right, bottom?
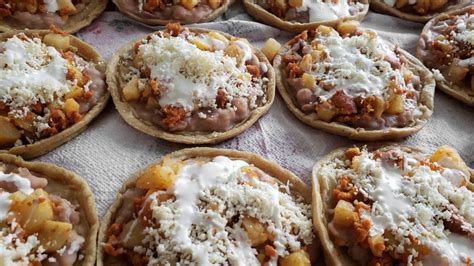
115, 0, 216, 23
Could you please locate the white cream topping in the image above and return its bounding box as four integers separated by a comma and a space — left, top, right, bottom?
136, 33, 265, 112
0, 35, 69, 119
305, 30, 414, 103
139, 156, 313, 265
321, 148, 474, 264
0, 172, 34, 222
296, 0, 360, 22
0, 192, 11, 223
43, 0, 60, 12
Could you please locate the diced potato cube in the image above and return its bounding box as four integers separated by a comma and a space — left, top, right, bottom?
333, 200, 355, 227
299, 54, 313, 72
191, 39, 210, 51
43, 33, 70, 50
274, 0, 287, 11
57, 0, 77, 14
316, 25, 334, 36
447, 60, 468, 82
315, 102, 336, 122
395, 0, 408, 8
208, 0, 222, 9
310, 50, 326, 62
11, 189, 54, 234
373, 96, 385, 118
122, 76, 140, 101
180, 0, 199, 10
12, 114, 36, 133
242, 217, 268, 246
301, 73, 315, 89
65, 85, 84, 99
336, 20, 359, 36
386, 93, 404, 114
119, 219, 146, 249
288, 0, 303, 8
207, 31, 228, 43
37, 221, 72, 252
368, 234, 385, 257
430, 145, 470, 177
224, 44, 242, 61
279, 250, 311, 266
25, 1, 38, 13
261, 38, 281, 63
67, 67, 84, 85
0, 117, 21, 148
63, 98, 80, 118
136, 165, 176, 190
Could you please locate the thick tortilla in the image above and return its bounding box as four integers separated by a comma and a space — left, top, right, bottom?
416, 5, 474, 106
370, 0, 471, 23
0, 30, 110, 159
97, 147, 313, 265
311, 144, 473, 266
0, 0, 107, 33
112, 0, 232, 26
0, 153, 99, 266
273, 32, 435, 141
106, 28, 275, 145
243, 0, 369, 33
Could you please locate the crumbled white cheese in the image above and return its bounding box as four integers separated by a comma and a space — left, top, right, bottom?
138, 156, 313, 265
455, 14, 474, 45
136, 33, 266, 112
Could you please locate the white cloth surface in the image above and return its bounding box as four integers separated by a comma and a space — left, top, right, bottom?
36, 5, 474, 217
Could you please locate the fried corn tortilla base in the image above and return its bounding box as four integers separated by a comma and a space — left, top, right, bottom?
273, 34, 435, 141
97, 148, 314, 266
0, 30, 110, 159
416, 5, 474, 106
311, 144, 473, 265
106, 28, 275, 145
243, 0, 369, 33
0, 153, 99, 266
0, 1, 107, 33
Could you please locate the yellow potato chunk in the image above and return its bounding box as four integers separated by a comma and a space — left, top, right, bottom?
224, 44, 243, 61
119, 219, 146, 249
25, 0, 38, 13
37, 221, 73, 252
207, 31, 228, 43
180, 0, 199, 10
447, 60, 469, 82
301, 73, 315, 89
373, 96, 385, 118
333, 200, 355, 227
208, 0, 222, 9
316, 25, 334, 36
336, 20, 360, 36
10, 189, 54, 234
315, 102, 336, 122
123, 76, 140, 101
430, 145, 470, 177
0, 117, 21, 148
386, 93, 404, 114
242, 217, 268, 246
279, 250, 311, 266
65, 85, 84, 99
288, 0, 303, 8
63, 98, 80, 118
275, 0, 287, 11
299, 54, 313, 72
43, 33, 71, 50
191, 39, 210, 51
395, 0, 408, 8
136, 165, 176, 190
261, 38, 281, 63
57, 0, 77, 13
368, 234, 385, 257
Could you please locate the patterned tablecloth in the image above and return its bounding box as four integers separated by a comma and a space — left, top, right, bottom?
37, 4, 474, 217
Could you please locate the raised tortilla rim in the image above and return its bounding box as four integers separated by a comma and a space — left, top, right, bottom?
0, 30, 110, 159
416, 5, 474, 106
106, 28, 276, 145
369, 0, 471, 23
97, 147, 312, 265
311, 144, 473, 265
242, 0, 369, 33
273, 31, 435, 141
0, 153, 98, 266
0, 0, 107, 33
112, 0, 232, 26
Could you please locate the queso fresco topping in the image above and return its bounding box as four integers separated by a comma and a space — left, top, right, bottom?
280, 24, 427, 130
319, 146, 473, 265
119, 23, 270, 132
104, 155, 316, 265
0, 32, 106, 149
